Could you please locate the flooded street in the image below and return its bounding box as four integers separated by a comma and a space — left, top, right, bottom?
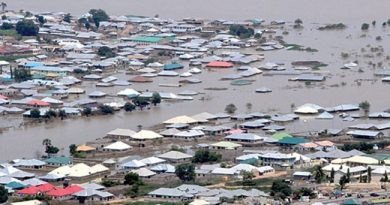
1, 0, 390, 161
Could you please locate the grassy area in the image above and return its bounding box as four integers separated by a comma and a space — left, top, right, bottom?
225, 177, 275, 191
0, 55, 34, 62
0, 29, 20, 37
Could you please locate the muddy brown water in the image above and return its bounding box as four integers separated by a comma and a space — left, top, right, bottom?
2, 0, 390, 161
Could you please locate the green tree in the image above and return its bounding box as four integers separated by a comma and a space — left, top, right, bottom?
46, 145, 59, 156
63, 13, 71, 23
58, 109, 67, 120
330, 168, 335, 183
124, 172, 141, 185
13, 68, 32, 82
82, 107, 92, 116
151, 92, 161, 106
97, 46, 115, 57
89, 9, 109, 28
294, 18, 303, 25
36, 15, 46, 26
368, 166, 372, 183
98, 105, 114, 115
124, 102, 136, 112
16, 20, 39, 36
85, 21, 91, 30
44, 109, 57, 119
132, 97, 150, 110
346, 168, 351, 183
361, 23, 369, 30
242, 171, 255, 186
175, 163, 195, 182
192, 150, 222, 163
380, 171, 388, 182
225, 103, 237, 114
339, 175, 348, 190
271, 180, 292, 200
229, 25, 254, 39
69, 144, 77, 155
0, 185, 8, 203
30, 109, 41, 118
313, 165, 325, 184
359, 100, 370, 114
1, 22, 13, 29
0, 2, 6, 12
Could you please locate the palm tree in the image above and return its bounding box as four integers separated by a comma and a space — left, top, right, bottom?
0, 2, 6, 12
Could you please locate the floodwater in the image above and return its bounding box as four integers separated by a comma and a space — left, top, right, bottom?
2, 0, 390, 161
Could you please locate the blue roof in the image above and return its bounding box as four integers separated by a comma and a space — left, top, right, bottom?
25, 61, 44, 68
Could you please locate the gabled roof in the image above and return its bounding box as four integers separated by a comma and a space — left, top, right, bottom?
210, 141, 242, 149
132, 130, 163, 140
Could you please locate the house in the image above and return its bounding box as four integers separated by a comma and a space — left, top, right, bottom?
347, 130, 384, 139
174, 130, 205, 139
259, 152, 296, 169
224, 133, 264, 143
44, 157, 72, 167
73, 188, 114, 202
206, 61, 233, 68
105, 128, 136, 139
334, 166, 367, 183
131, 130, 163, 141
103, 141, 132, 152
210, 141, 242, 150
292, 171, 312, 180
158, 151, 193, 163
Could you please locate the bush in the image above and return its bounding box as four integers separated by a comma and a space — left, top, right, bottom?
124, 102, 136, 112
175, 164, 195, 182
124, 173, 142, 185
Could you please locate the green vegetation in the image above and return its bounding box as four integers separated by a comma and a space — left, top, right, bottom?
151, 92, 161, 106
101, 179, 121, 187
224, 103, 237, 114
69, 144, 77, 155
82, 107, 92, 117
98, 105, 114, 115
97, 46, 115, 58
318, 23, 346, 30
270, 180, 292, 200
293, 187, 316, 200
192, 150, 222, 163
284, 44, 318, 52
124, 102, 136, 112
361, 23, 370, 30
30, 109, 41, 118
339, 174, 348, 190
313, 165, 326, 183
242, 171, 255, 186
124, 173, 142, 185
63, 13, 72, 23
359, 100, 370, 113
0, 185, 8, 203
175, 163, 195, 182
1, 22, 13, 30
12, 68, 32, 82
89, 9, 110, 28
16, 20, 39, 36
229, 25, 254, 39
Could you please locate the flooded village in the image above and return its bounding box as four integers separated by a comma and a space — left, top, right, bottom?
1, 1, 390, 205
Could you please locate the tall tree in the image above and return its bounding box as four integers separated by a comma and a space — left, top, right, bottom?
368, 166, 372, 183
0, 2, 6, 12
175, 163, 195, 182
330, 168, 335, 183
151, 92, 161, 106
16, 20, 39, 36
313, 165, 325, 184
0, 185, 8, 203
63, 13, 71, 23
